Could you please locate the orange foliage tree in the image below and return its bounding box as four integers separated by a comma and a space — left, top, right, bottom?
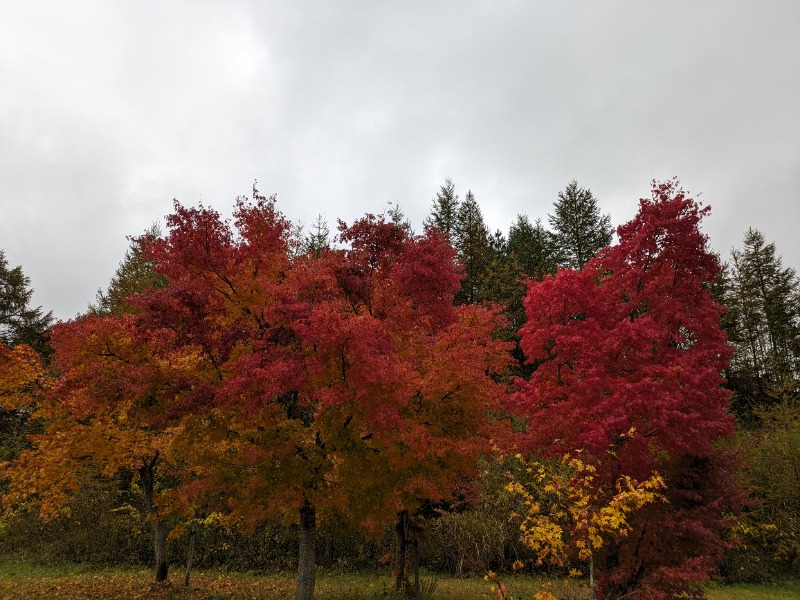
2, 312, 186, 582
5, 189, 510, 599
0, 343, 46, 415
0, 343, 48, 460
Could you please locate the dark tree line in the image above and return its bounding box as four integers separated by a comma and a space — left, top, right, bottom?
715, 228, 800, 416
423, 178, 612, 376
425, 178, 611, 308
419, 179, 800, 420
714, 228, 800, 580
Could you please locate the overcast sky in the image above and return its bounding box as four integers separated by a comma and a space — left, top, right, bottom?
2, 1, 798, 321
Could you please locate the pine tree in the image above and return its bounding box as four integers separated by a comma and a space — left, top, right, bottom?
721, 228, 800, 415
424, 178, 460, 243
90, 223, 167, 316
301, 214, 331, 258
453, 190, 490, 305
549, 180, 612, 269
0, 250, 53, 356
480, 229, 519, 312
490, 215, 558, 375
488, 229, 507, 256
507, 215, 557, 282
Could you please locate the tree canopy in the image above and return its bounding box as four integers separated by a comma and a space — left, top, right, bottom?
509, 179, 743, 599
6, 176, 792, 597
3, 190, 510, 599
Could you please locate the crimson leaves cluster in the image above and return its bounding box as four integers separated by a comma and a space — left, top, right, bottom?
508, 180, 744, 599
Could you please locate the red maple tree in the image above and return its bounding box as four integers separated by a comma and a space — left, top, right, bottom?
13, 189, 508, 598
148, 202, 509, 599
508, 180, 743, 599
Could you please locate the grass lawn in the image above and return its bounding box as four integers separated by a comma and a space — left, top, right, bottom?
0, 559, 798, 599
704, 581, 800, 600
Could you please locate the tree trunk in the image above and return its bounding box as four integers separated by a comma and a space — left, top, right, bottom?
154, 519, 168, 582
394, 510, 409, 592
411, 536, 420, 596
139, 453, 168, 583
295, 501, 317, 600
184, 525, 196, 588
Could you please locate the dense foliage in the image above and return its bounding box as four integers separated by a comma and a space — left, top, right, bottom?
508, 180, 745, 599
2, 177, 799, 599
3, 189, 509, 599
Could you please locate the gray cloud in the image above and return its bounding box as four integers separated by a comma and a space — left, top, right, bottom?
1, 0, 798, 320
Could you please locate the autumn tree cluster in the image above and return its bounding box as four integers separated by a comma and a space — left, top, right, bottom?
2, 178, 797, 599
2, 189, 510, 599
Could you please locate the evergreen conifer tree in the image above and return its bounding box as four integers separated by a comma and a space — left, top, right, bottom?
453, 190, 490, 305
549, 180, 612, 269
0, 250, 52, 460
90, 223, 167, 316
507, 215, 557, 282
424, 179, 460, 243
721, 228, 800, 414
479, 229, 519, 311
0, 250, 53, 355
301, 214, 331, 258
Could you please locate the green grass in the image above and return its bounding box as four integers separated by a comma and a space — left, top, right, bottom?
705, 581, 800, 600
0, 558, 798, 599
